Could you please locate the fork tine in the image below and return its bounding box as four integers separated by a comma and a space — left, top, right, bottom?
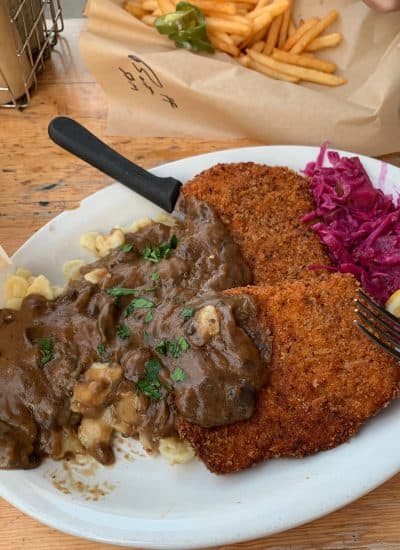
355, 299, 400, 340
354, 320, 400, 361
355, 288, 400, 360
355, 308, 400, 350
356, 288, 400, 324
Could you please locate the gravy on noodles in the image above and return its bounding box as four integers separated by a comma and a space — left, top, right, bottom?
0, 197, 270, 469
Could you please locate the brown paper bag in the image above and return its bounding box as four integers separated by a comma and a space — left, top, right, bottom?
80, 0, 400, 156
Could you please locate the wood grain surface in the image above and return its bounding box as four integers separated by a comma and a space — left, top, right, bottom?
0, 18, 399, 550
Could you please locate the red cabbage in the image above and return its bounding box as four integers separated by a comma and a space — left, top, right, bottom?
303, 144, 399, 304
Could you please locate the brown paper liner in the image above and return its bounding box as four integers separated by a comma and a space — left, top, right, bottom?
81, 0, 400, 156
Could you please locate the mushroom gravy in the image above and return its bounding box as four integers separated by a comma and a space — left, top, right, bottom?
0, 197, 270, 469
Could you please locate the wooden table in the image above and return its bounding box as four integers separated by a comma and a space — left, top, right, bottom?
0, 18, 399, 550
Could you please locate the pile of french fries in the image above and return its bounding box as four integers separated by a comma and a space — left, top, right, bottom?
124, 0, 346, 86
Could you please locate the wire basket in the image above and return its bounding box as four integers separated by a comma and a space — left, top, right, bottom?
0, 0, 64, 109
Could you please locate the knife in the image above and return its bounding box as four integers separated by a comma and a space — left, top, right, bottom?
48, 117, 182, 213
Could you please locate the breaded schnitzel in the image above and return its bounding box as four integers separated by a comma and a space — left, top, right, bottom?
177, 274, 400, 474
183, 163, 330, 285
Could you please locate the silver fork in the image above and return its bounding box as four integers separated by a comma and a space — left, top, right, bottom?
354, 288, 400, 360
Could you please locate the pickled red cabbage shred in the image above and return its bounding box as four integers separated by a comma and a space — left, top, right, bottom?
303, 144, 399, 304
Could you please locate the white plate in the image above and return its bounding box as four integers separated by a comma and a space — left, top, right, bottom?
0, 146, 399, 549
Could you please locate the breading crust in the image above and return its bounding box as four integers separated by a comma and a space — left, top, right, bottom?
177, 274, 400, 474
183, 162, 330, 285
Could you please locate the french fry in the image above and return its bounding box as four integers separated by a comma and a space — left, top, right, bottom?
272, 48, 336, 73
213, 0, 258, 3
266, 0, 290, 17
123, 0, 147, 18
223, 14, 251, 23
305, 32, 343, 51
231, 33, 245, 44
238, 55, 250, 67
236, 4, 251, 14
282, 17, 319, 51
123, 0, 345, 88
210, 30, 240, 47
288, 17, 295, 37
252, 40, 266, 52
247, 25, 270, 47
141, 14, 157, 24
251, 11, 273, 33
290, 10, 339, 54
263, 13, 282, 54
248, 0, 289, 20
248, 58, 300, 83
206, 16, 252, 35
142, 0, 158, 10
239, 9, 273, 49
209, 32, 241, 55
216, 30, 239, 45
190, 0, 237, 15
247, 48, 346, 85
157, 0, 175, 14
278, 1, 291, 48
238, 54, 250, 67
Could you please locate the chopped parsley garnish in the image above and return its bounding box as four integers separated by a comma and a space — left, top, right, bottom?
117, 323, 131, 340
142, 235, 178, 264
124, 297, 155, 318
124, 301, 135, 318
37, 337, 53, 368
171, 367, 186, 382
167, 340, 181, 358
180, 307, 194, 320
133, 297, 154, 308
169, 234, 178, 249
106, 286, 155, 299
177, 335, 190, 352
120, 243, 133, 253
97, 343, 107, 356
155, 339, 168, 355
106, 287, 138, 298
144, 330, 151, 341
144, 310, 154, 323
151, 272, 160, 281
155, 336, 190, 358
137, 358, 163, 400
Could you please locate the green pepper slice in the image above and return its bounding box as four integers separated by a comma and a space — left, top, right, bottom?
155, 2, 215, 53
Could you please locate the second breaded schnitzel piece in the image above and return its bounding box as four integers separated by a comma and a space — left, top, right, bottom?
177, 274, 400, 474
183, 163, 330, 285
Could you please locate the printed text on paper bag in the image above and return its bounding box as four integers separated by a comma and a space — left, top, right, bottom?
119, 55, 178, 109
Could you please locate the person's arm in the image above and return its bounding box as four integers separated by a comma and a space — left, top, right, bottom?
363, 0, 400, 11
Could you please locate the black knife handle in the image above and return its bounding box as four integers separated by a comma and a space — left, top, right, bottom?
48, 117, 182, 212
